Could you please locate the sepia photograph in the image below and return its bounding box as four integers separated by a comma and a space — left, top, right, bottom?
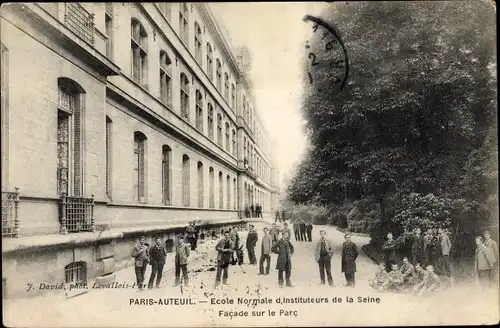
1, 1, 498, 327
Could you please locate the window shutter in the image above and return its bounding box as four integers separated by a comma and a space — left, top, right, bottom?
73, 94, 82, 197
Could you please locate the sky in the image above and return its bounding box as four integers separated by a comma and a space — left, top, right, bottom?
210, 2, 328, 187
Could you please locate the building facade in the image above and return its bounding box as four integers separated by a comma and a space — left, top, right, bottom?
1, 2, 279, 298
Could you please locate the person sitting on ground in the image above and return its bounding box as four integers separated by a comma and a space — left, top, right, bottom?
369, 263, 389, 291
414, 265, 441, 296
411, 263, 429, 291
381, 263, 404, 292
400, 257, 416, 284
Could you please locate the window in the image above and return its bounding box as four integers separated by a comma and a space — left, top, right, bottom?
209, 167, 215, 208
226, 175, 230, 209
216, 59, 222, 90
162, 145, 171, 204
197, 161, 204, 208
218, 171, 223, 209
233, 178, 237, 209
133, 132, 147, 203
131, 19, 148, 88
196, 90, 203, 131
105, 117, 113, 199
182, 154, 190, 206
1, 44, 8, 188
242, 98, 247, 121
217, 113, 222, 146
159, 50, 172, 108
231, 84, 235, 109
180, 73, 190, 120
243, 137, 247, 164
179, 3, 189, 45
65, 261, 87, 286
194, 22, 202, 64
231, 129, 236, 156
207, 104, 214, 140
225, 122, 230, 151
105, 4, 113, 59
158, 3, 171, 22
207, 43, 213, 80
224, 73, 229, 100
57, 78, 85, 197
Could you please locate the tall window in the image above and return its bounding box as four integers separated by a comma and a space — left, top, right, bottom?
197, 161, 204, 208
231, 84, 235, 109
57, 78, 85, 197
233, 178, 237, 209
231, 129, 236, 156
179, 3, 189, 45
158, 3, 171, 22
216, 59, 222, 90
105, 116, 113, 199
226, 175, 230, 209
1, 44, 8, 188
243, 137, 247, 164
207, 104, 214, 140
209, 167, 215, 208
162, 145, 171, 205
195, 90, 203, 131
194, 22, 202, 64
133, 132, 147, 203
225, 122, 230, 151
218, 171, 223, 209
105, 4, 113, 59
182, 154, 190, 206
180, 73, 190, 120
224, 73, 229, 100
207, 43, 213, 80
242, 98, 247, 121
131, 19, 148, 88
217, 114, 222, 146
159, 50, 172, 108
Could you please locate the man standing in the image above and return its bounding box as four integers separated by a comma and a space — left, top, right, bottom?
229, 226, 240, 265
382, 232, 397, 271
148, 237, 167, 289
282, 222, 292, 240
299, 221, 307, 242
483, 230, 498, 282
306, 222, 313, 242
272, 231, 294, 287
250, 204, 255, 218
270, 223, 280, 246
475, 236, 495, 288
259, 227, 272, 275
275, 210, 280, 223
438, 228, 452, 277
293, 221, 300, 241
131, 236, 150, 291
411, 228, 424, 266
315, 230, 334, 286
281, 210, 286, 222
246, 224, 259, 265
186, 222, 197, 251
215, 230, 233, 286
399, 257, 416, 284
341, 234, 358, 287
174, 235, 190, 287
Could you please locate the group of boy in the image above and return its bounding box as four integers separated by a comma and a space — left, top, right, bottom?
293, 220, 313, 242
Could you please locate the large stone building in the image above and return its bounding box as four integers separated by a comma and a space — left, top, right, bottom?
1, 3, 279, 298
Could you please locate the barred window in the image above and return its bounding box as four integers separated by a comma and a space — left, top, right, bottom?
224, 73, 229, 100
182, 154, 190, 207
159, 50, 172, 108
105, 116, 112, 199
179, 3, 189, 45
207, 43, 213, 80
218, 171, 223, 209
162, 145, 171, 205
194, 22, 203, 64
65, 261, 87, 286
134, 132, 147, 203
180, 73, 190, 120
195, 90, 203, 131
57, 78, 85, 197
216, 59, 222, 91
209, 167, 215, 208
197, 161, 204, 208
207, 104, 214, 140
131, 19, 148, 88
225, 122, 230, 151
217, 113, 222, 147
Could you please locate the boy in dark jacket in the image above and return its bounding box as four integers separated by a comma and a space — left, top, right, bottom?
148, 237, 167, 289
246, 224, 259, 265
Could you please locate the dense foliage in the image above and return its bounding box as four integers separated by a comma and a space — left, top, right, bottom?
287, 1, 497, 255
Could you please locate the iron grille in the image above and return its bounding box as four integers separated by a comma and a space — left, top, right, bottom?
65, 261, 87, 285
2, 188, 20, 237
60, 195, 95, 233
64, 3, 95, 46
